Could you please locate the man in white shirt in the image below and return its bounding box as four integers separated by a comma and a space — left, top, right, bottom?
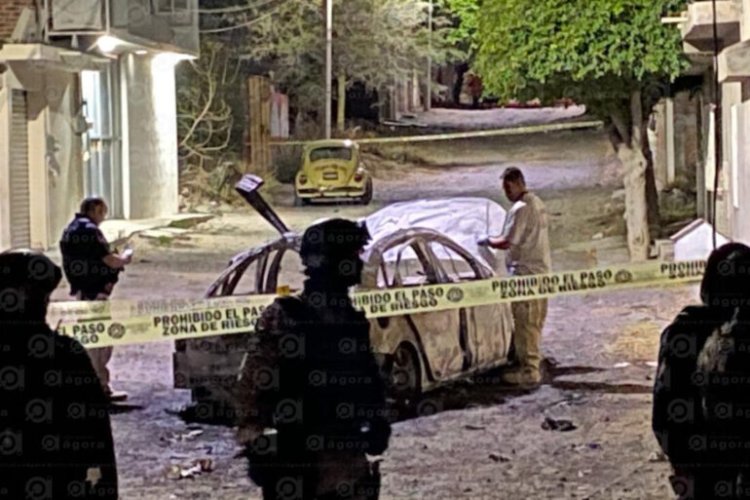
479, 167, 551, 386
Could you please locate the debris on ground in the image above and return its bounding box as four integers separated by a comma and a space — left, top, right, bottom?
489, 452, 512, 463
161, 428, 205, 446
613, 362, 631, 368
167, 459, 216, 480
182, 430, 204, 440
648, 451, 668, 463
542, 417, 578, 432
465, 424, 486, 431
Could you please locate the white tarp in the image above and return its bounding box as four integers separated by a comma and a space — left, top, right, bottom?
363, 198, 509, 276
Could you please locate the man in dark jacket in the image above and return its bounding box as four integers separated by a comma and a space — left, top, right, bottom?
60, 197, 131, 401
0, 250, 118, 499
653, 243, 750, 499
236, 219, 390, 500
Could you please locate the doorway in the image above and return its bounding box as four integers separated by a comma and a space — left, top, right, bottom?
81, 63, 122, 217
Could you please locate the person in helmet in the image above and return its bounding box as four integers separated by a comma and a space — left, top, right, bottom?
653, 243, 750, 499
236, 219, 390, 500
0, 250, 118, 499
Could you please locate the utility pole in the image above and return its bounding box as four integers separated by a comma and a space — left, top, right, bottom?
426, 0, 433, 111
324, 0, 333, 138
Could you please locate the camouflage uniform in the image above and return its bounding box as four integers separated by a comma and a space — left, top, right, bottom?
0, 251, 118, 499
653, 243, 750, 499
236, 219, 390, 500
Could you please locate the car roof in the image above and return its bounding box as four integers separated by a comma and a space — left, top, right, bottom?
304, 139, 358, 150
362, 197, 509, 275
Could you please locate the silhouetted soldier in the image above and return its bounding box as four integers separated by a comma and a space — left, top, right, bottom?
653, 243, 750, 499
0, 250, 118, 499
236, 219, 390, 500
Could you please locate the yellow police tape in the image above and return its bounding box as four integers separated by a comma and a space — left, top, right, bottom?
270, 120, 604, 146
46, 259, 706, 350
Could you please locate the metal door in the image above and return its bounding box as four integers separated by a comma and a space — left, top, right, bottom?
81, 64, 121, 216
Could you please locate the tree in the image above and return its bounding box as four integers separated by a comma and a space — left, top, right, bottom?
442, 0, 480, 56
240, 0, 459, 132
176, 38, 241, 168
471, 0, 689, 261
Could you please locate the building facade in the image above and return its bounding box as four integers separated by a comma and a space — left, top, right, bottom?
0, 0, 199, 250
674, 0, 750, 244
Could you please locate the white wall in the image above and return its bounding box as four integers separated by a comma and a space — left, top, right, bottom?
119, 52, 179, 219
0, 64, 84, 250
0, 77, 11, 250
735, 101, 750, 243
717, 81, 742, 237
44, 70, 84, 246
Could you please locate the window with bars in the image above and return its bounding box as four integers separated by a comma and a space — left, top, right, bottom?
154, 0, 190, 14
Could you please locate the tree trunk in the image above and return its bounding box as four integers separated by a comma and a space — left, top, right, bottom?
619, 144, 651, 261
337, 74, 346, 133
640, 120, 662, 239
617, 90, 661, 262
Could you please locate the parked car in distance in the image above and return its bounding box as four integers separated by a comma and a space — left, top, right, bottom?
294, 139, 373, 206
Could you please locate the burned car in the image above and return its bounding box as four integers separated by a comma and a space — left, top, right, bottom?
173, 178, 514, 418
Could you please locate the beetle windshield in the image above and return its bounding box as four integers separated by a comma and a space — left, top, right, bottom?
309, 147, 353, 162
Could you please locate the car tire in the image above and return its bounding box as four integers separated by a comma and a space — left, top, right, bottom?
360, 179, 373, 205
390, 343, 421, 407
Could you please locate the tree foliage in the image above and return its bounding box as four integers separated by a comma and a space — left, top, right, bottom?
240, 0, 460, 116
472, 0, 689, 139
469, 0, 691, 260
442, 0, 480, 56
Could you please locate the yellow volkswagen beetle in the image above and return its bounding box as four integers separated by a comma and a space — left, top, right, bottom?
294, 139, 373, 205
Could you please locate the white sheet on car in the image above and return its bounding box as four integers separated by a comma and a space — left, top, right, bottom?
363, 198, 509, 277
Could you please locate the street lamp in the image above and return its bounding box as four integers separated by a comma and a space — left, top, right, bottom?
426, 0, 433, 111
324, 0, 333, 139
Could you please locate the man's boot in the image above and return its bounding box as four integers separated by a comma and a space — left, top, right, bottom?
500, 366, 541, 387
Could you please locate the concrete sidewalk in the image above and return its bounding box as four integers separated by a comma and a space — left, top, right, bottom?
99, 213, 214, 248
46, 212, 214, 263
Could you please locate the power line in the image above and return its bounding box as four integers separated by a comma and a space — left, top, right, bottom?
197, 0, 277, 14
199, 0, 286, 33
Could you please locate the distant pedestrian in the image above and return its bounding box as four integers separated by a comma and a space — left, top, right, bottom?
465, 72, 483, 108
60, 197, 131, 402
0, 250, 118, 499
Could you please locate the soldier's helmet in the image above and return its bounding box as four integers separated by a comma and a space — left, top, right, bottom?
0, 250, 62, 320
700, 243, 750, 309
299, 219, 370, 280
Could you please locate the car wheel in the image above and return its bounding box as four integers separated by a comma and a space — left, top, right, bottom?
360, 179, 373, 205
390, 343, 421, 407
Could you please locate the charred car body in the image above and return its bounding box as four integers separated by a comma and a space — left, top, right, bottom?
173, 177, 514, 419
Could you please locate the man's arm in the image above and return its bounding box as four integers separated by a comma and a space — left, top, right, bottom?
484, 237, 512, 250
479, 204, 528, 250
235, 303, 285, 445
102, 253, 131, 269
